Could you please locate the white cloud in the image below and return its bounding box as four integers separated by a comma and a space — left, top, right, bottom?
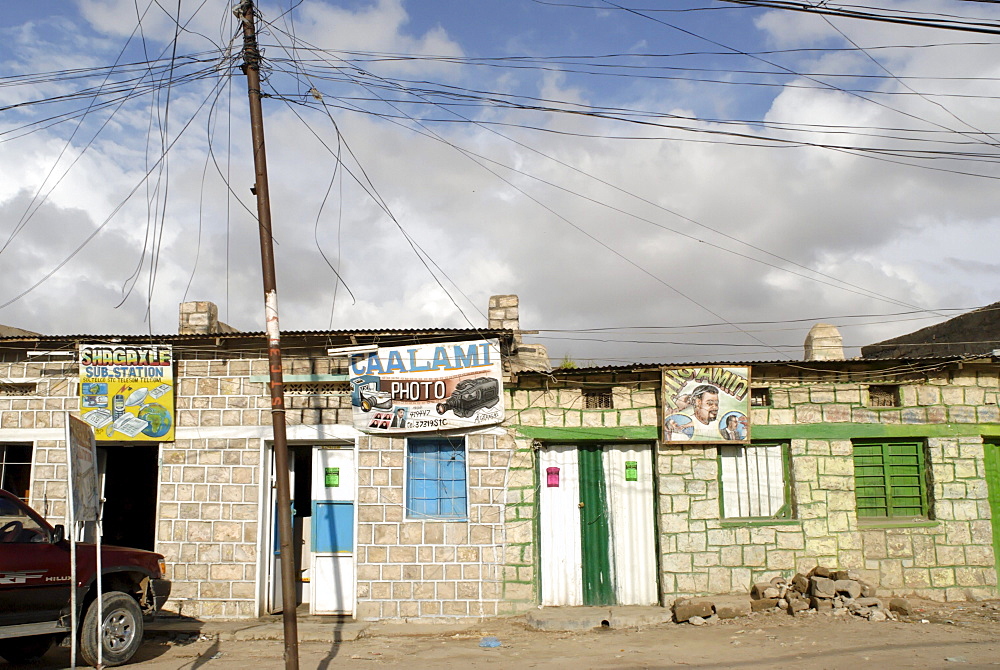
2, 1, 1000, 365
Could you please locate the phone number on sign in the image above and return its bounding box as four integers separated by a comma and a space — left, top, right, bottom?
409, 418, 448, 429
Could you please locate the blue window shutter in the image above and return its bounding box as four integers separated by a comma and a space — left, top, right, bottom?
406, 437, 466, 519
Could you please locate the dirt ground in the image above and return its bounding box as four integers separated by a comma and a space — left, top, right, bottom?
9, 599, 1000, 670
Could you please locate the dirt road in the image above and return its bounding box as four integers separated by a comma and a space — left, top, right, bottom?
10, 600, 1000, 669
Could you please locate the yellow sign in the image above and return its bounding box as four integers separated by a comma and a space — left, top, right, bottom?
78, 344, 174, 442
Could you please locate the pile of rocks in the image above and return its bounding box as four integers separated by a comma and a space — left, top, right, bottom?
672, 595, 751, 625
750, 566, 911, 621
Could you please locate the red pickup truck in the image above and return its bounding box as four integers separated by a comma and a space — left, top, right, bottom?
0, 489, 170, 666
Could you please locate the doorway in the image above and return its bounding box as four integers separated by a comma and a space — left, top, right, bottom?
267, 445, 313, 613
266, 444, 356, 616
97, 445, 159, 550
539, 443, 658, 607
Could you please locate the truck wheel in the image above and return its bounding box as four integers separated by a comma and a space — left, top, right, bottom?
0, 634, 54, 662
80, 591, 144, 667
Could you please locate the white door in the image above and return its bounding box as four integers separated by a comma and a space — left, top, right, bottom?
604, 444, 658, 605
267, 449, 295, 614
539, 445, 583, 606
310, 447, 356, 615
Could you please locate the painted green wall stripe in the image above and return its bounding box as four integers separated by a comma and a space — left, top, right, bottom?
517, 423, 1000, 440
753, 423, 1000, 439
515, 426, 659, 440
982, 440, 1000, 584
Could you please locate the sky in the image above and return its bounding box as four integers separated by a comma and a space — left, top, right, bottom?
2, 0, 1000, 366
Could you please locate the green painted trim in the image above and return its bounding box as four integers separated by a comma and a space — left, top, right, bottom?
983, 440, 1000, 583
719, 519, 802, 528
249, 374, 350, 383
753, 423, 1000, 439
516, 426, 659, 441
531, 452, 541, 603
855, 520, 939, 529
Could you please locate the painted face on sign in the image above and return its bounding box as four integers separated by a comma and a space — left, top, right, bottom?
693, 392, 719, 425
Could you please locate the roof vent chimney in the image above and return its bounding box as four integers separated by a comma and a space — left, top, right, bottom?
179, 301, 237, 335
804, 323, 844, 361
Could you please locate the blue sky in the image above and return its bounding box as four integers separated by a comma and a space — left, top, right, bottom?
2, 1, 1000, 364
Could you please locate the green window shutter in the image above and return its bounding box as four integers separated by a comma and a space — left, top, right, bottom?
853, 440, 927, 518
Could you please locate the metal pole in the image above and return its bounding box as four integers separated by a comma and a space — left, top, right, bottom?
236, 3, 299, 667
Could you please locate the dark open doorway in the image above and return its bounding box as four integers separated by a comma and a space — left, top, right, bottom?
291, 445, 313, 604
99, 445, 158, 550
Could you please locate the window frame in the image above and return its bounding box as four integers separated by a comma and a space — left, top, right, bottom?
866, 384, 901, 408
0, 443, 33, 503
405, 436, 468, 520
750, 387, 772, 408
852, 439, 929, 520
718, 441, 793, 520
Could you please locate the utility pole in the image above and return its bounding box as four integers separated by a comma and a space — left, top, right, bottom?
236, 2, 299, 668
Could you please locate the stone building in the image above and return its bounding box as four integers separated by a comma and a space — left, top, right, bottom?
2, 299, 999, 623
0, 300, 538, 620
505, 338, 1000, 608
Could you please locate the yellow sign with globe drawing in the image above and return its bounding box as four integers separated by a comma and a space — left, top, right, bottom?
78, 344, 174, 442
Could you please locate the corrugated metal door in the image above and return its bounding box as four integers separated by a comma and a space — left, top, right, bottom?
983, 440, 1000, 583
539, 446, 583, 606
604, 444, 658, 605
578, 446, 614, 606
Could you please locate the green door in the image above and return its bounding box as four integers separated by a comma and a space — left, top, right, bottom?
577, 446, 614, 606
983, 441, 1000, 582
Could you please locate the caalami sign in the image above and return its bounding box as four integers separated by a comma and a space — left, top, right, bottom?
349, 339, 503, 434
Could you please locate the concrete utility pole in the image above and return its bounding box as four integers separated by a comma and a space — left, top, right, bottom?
236, 2, 299, 668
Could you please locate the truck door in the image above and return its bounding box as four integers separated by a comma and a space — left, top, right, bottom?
0, 496, 70, 626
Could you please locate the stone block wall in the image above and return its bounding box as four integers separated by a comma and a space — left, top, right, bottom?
157, 437, 260, 618
7, 344, 535, 622
860, 437, 996, 601
354, 432, 513, 620
6, 351, 358, 620
0, 360, 75, 433
0, 360, 78, 518
163, 354, 351, 618
506, 372, 659, 429
657, 436, 997, 603
507, 364, 1000, 608
500, 437, 536, 615
28, 440, 69, 521
656, 364, 1000, 604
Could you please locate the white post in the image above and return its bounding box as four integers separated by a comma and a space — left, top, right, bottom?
96, 500, 104, 669
66, 413, 100, 669
65, 413, 78, 669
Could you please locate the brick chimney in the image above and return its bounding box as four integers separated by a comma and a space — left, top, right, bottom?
488, 294, 521, 343
488, 294, 551, 373
804, 323, 845, 361
179, 301, 237, 335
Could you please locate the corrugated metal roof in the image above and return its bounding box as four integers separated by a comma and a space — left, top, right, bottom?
540, 354, 977, 375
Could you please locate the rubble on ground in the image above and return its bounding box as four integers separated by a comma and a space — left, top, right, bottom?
674, 566, 913, 624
